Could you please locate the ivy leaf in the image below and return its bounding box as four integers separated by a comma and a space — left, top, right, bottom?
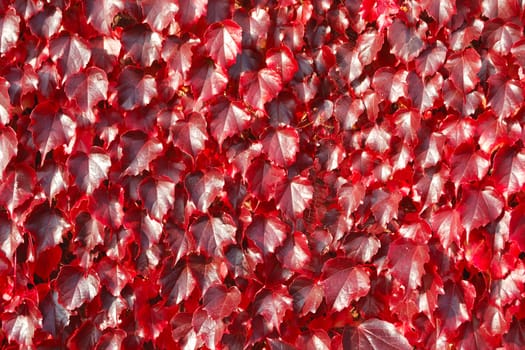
321, 258, 370, 312
387, 239, 430, 290
459, 185, 504, 236
444, 48, 481, 93
29, 102, 76, 164
204, 20, 242, 69
277, 176, 313, 220
49, 33, 91, 81
190, 214, 237, 257
67, 148, 111, 195
64, 67, 108, 112
56, 266, 100, 310
240, 68, 282, 111
209, 97, 251, 148
342, 318, 412, 350
0, 9, 20, 54
0, 126, 17, 176
261, 126, 300, 168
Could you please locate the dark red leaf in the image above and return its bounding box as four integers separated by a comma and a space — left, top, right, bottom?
277, 176, 313, 220
246, 214, 288, 255
138, 176, 175, 221
204, 20, 242, 69
0, 126, 16, 176
437, 281, 476, 334
25, 203, 70, 254
190, 214, 236, 257
68, 148, 111, 195
387, 239, 430, 290
261, 126, 300, 167
141, 0, 178, 32
119, 130, 163, 177
56, 266, 100, 310
202, 285, 241, 319
29, 102, 76, 163
117, 67, 158, 111
209, 97, 251, 148
266, 46, 298, 83
171, 112, 208, 158
0, 9, 20, 54
253, 286, 293, 332
342, 318, 412, 350
387, 19, 425, 63
321, 258, 370, 312
240, 68, 282, 111
85, 0, 123, 35
487, 74, 523, 120
444, 48, 481, 93
185, 169, 224, 213
64, 67, 108, 112
458, 185, 504, 236
49, 33, 91, 81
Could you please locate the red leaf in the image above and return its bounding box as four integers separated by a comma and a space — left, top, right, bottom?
407, 71, 443, 112
202, 285, 241, 319
0, 77, 10, 124
245, 157, 286, 201
121, 24, 162, 67
95, 257, 134, 297
209, 97, 251, 148
342, 318, 412, 350
160, 258, 197, 305
171, 112, 208, 158
190, 58, 228, 103
49, 33, 91, 81
204, 20, 242, 69
0, 126, 16, 177
25, 203, 70, 254
85, 0, 123, 35
289, 277, 324, 316
415, 41, 447, 78
178, 0, 207, 26
0, 211, 23, 261
437, 281, 476, 334
119, 130, 163, 177
431, 207, 464, 250
387, 239, 430, 290
253, 286, 293, 332
450, 143, 490, 186
89, 185, 124, 229
276, 231, 311, 272
492, 145, 525, 195
0, 9, 20, 54
0, 164, 35, 216
240, 68, 282, 111
39, 290, 70, 337
29, 102, 76, 163
370, 188, 402, 227
356, 28, 384, 66
321, 258, 370, 312
421, 0, 455, 27
185, 169, 224, 213
488, 74, 523, 120
444, 48, 481, 93
277, 176, 313, 219
28, 5, 62, 39
67, 148, 111, 195
266, 46, 299, 83
190, 214, 236, 257
387, 19, 425, 63
56, 266, 100, 310
458, 185, 504, 236
510, 204, 525, 251
64, 67, 108, 112
246, 214, 288, 255
372, 67, 408, 103
1, 301, 42, 347
344, 234, 381, 263
141, 0, 178, 32
138, 176, 175, 221
261, 126, 300, 167
117, 67, 158, 110
482, 20, 521, 55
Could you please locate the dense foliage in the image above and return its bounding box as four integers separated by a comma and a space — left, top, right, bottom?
1, 0, 525, 348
